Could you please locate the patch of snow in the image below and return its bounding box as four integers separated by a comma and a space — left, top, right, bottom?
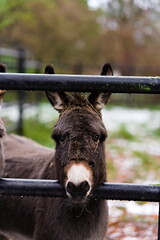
112, 138, 160, 157
102, 107, 160, 134
128, 140, 160, 156
1, 104, 19, 122
102, 107, 160, 159
125, 201, 158, 215
1, 104, 160, 133
0, 103, 58, 123
108, 200, 158, 218
24, 103, 58, 123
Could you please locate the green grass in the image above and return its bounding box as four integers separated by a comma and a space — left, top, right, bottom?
132, 150, 159, 176
107, 159, 117, 181
151, 128, 160, 138
111, 124, 137, 141
23, 118, 56, 148
109, 144, 125, 155
133, 151, 151, 165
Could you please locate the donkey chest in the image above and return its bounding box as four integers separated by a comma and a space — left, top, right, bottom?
35, 198, 108, 240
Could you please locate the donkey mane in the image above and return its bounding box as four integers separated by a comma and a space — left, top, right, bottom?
68, 93, 89, 107
60, 93, 102, 121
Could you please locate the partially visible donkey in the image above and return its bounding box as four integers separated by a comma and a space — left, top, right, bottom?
0, 63, 113, 240
0, 64, 6, 177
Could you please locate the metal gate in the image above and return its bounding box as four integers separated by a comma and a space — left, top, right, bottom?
0, 72, 160, 239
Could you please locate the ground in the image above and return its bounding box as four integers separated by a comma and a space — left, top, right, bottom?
103, 107, 160, 240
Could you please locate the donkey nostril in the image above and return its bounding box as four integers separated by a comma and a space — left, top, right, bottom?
66, 182, 76, 196
79, 181, 90, 194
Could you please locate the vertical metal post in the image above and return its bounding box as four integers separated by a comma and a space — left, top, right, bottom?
35, 62, 42, 104
17, 48, 26, 135
158, 203, 160, 240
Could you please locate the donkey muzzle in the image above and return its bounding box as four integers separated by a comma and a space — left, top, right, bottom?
65, 161, 93, 200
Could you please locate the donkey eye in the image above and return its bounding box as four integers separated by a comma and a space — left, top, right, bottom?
100, 134, 106, 142
93, 134, 100, 142
88, 161, 95, 167
59, 135, 66, 143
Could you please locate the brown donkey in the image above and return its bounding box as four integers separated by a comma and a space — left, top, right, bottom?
0, 63, 113, 240
0, 64, 6, 177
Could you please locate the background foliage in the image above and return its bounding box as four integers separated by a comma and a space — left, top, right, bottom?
1, 0, 160, 75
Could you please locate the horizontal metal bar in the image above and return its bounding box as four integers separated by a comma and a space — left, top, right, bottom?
0, 73, 160, 93
0, 178, 160, 202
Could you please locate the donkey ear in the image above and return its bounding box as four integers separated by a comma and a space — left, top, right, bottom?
0, 63, 7, 73
44, 65, 69, 113
88, 63, 113, 111
100, 63, 113, 76
45, 92, 69, 113
0, 63, 6, 101
44, 65, 55, 74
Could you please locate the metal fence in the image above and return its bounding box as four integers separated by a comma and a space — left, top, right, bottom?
0, 73, 160, 239
0, 47, 41, 73
0, 47, 42, 136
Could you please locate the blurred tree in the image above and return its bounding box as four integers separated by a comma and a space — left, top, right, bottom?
0, 0, 101, 71
97, 0, 160, 75
0, 0, 24, 29
1, 0, 160, 76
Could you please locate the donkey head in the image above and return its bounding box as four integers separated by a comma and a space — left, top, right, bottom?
45, 64, 113, 203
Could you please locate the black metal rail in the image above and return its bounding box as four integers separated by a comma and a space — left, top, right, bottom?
0, 178, 160, 202
0, 73, 160, 93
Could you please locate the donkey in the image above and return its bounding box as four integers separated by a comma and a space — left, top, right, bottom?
0, 64, 6, 177
0, 63, 113, 240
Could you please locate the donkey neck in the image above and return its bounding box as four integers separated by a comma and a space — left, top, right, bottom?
53, 198, 108, 240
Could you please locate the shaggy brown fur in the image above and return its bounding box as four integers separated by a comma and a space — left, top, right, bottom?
0, 63, 113, 240
0, 63, 6, 176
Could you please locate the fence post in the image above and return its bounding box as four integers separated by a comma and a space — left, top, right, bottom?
17, 48, 26, 135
